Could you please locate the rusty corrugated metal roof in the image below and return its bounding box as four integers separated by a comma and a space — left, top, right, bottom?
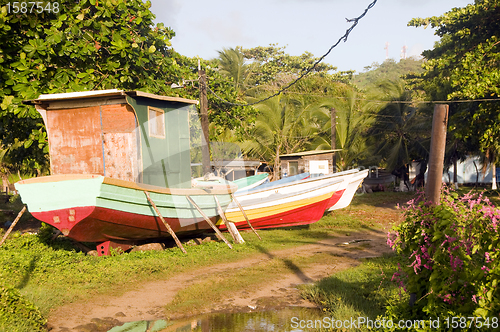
23, 89, 199, 105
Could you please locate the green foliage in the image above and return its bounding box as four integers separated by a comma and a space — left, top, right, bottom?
409, 1, 500, 162
162, 55, 257, 141
0, 286, 46, 331
216, 47, 257, 96
354, 58, 424, 90
365, 81, 431, 172
36, 222, 55, 244
311, 85, 375, 170
385, 189, 500, 330
239, 94, 320, 178
241, 44, 346, 87
0, 0, 253, 170
408, 1, 500, 100
0, 0, 181, 172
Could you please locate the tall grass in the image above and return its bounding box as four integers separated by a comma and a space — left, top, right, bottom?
299, 255, 403, 331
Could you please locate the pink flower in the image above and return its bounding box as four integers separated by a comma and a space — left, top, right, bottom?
481, 265, 490, 273
485, 252, 491, 263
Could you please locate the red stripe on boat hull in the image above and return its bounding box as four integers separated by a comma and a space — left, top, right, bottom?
325, 189, 345, 210
219, 196, 330, 231
32, 206, 212, 243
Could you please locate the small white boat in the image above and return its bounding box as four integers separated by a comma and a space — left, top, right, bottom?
327, 169, 369, 211
218, 170, 358, 230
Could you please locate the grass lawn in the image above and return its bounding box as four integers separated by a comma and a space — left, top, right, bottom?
0, 186, 496, 331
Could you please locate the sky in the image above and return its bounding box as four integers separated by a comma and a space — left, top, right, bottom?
149, 0, 473, 73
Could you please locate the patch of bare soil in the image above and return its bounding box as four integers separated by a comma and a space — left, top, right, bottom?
47, 227, 394, 332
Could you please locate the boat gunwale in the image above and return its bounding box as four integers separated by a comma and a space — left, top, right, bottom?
346, 169, 369, 184
226, 178, 342, 212
17, 174, 237, 196
236, 169, 358, 196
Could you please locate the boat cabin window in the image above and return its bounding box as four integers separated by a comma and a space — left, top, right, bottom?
148, 106, 165, 138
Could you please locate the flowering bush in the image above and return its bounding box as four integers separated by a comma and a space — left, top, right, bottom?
386, 188, 499, 329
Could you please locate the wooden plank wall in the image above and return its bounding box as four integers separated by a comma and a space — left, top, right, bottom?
46, 104, 139, 181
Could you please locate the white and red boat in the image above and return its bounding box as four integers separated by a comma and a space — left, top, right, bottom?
327, 169, 369, 211
218, 169, 362, 231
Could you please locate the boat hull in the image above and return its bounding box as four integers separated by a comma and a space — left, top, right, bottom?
16, 174, 234, 244
31, 206, 213, 243
219, 174, 348, 230
328, 169, 369, 211
219, 192, 332, 230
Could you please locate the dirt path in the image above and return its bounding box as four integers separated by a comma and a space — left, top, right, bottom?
47, 228, 393, 332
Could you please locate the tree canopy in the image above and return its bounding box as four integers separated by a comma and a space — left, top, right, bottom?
0, 0, 251, 172
409, 0, 500, 166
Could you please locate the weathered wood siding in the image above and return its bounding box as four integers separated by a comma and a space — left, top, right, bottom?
101, 104, 139, 182
46, 104, 139, 182
47, 107, 104, 175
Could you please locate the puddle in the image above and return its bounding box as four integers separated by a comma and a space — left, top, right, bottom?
107, 307, 323, 332
108, 320, 169, 332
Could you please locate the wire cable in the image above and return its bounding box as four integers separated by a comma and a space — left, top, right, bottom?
246, 86, 500, 104
207, 0, 378, 107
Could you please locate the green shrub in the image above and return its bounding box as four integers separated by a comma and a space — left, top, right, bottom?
384, 189, 500, 331
0, 286, 46, 331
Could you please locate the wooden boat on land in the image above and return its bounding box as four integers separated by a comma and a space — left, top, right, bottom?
218, 172, 348, 231
16, 90, 237, 255
238, 172, 310, 192
217, 169, 366, 231
232, 173, 269, 192
327, 169, 369, 211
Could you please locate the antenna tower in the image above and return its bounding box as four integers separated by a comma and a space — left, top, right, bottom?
401, 45, 408, 59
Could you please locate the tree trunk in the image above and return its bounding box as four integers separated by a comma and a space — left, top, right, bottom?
1, 175, 8, 193
425, 104, 448, 204
473, 160, 479, 188
331, 108, 336, 173
274, 144, 281, 181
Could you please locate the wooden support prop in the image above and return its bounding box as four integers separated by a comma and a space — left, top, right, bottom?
214, 195, 244, 244
0, 206, 26, 247
230, 193, 262, 240
186, 195, 233, 249
144, 191, 187, 254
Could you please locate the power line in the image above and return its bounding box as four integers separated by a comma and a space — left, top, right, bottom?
253, 88, 500, 105
207, 0, 378, 107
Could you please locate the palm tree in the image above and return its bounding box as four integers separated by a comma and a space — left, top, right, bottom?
216, 47, 255, 95
239, 94, 318, 180
309, 86, 374, 170
366, 81, 430, 186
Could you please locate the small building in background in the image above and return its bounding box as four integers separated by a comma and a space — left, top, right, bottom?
279, 149, 341, 178
211, 159, 262, 181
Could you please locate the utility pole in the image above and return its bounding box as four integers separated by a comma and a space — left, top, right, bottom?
198, 66, 211, 176
331, 108, 337, 173
425, 104, 448, 204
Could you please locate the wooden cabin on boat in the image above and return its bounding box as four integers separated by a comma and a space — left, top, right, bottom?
24, 89, 198, 189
